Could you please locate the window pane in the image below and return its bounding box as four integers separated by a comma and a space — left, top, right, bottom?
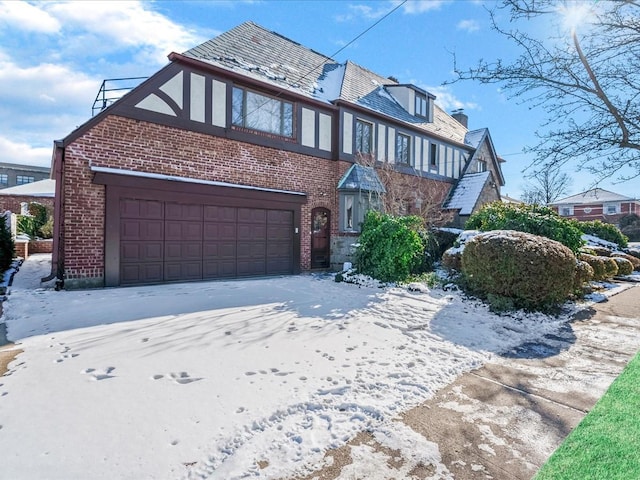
356, 120, 372, 154
232, 87, 244, 126
282, 102, 293, 137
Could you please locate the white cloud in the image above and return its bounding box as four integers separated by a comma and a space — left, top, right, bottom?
425, 85, 480, 112
0, 0, 60, 33
401, 0, 448, 14
44, 1, 205, 65
457, 19, 480, 33
0, 136, 53, 168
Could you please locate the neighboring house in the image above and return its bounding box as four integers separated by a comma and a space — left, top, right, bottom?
48, 21, 506, 289
0, 179, 55, 214
0, 162, 50, 190
501, 194, 524, 204
550, 188, 639, 224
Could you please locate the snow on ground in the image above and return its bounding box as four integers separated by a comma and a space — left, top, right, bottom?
0, 254, 636, 480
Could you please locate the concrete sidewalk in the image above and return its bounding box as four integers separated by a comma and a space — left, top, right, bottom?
291, 283, 640, 480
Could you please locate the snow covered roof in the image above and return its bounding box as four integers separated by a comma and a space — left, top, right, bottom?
182, 22, 469, 145
0, 179, 55, 197
444, 171, 490, 215
552, 188, 636, 205
337, 164, 386, 193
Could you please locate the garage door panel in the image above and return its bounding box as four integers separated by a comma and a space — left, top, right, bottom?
267, 210, 292, 225
238, 208, 266, 223
204, 222, 236, 240
237, 224, 266, 240
121, 242, 163, 261
166, 203, 202, 221
121, 262, 163, 284
204, 205, 236, 222
121, 199, 163, 219
165, 242, 202, 260
203, 242, 235, 258
237, 259, 266, 276
165, 221, 202, 241
121, 219, 164, 241
203, 260, 237, 278
267, 226, 293, 241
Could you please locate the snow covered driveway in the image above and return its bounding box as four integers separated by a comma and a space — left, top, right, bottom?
0, 255, 580, 479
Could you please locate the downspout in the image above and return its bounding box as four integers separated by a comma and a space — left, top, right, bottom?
41, 141, 65, 289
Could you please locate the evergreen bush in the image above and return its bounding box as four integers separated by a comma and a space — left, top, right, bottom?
465, 202, 584, 253
578, 254, 607, 280
578, 220, 628, 248
612, 257, 633, 276
462, 230, 576, 311
355, 211, 425, 283
0, 214, 15, 271
573, 260, 594, 292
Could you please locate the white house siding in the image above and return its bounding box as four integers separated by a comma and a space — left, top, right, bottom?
301, 108, 315, 147
190, 73, 205, 123
377, 124, 386, 161
212, 79, 226, 127
387, 127, 395, 163
343, 112, 353, 154
318, 113, 331, 152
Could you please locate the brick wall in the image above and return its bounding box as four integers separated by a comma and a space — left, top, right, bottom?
62, 115, 452, 285
0, 196, 54, 215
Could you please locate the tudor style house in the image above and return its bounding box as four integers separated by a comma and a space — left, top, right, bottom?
551, 188, 639, 225
47, 21, 505, 289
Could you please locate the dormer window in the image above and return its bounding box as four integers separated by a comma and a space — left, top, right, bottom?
415, 94, 427, 118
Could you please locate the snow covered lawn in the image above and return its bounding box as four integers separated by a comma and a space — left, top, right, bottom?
0, 255, 631, 479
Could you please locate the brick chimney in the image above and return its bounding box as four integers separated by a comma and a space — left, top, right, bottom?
451, 109, 468, 128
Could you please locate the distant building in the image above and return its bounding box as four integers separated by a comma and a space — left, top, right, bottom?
501, 194, 523, 204
0, 179, 55, 213
550, 188, 639, 224
0, 162, 51, 190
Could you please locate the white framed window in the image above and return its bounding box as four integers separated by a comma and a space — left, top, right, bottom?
414, 94, 427, 118
477, 160, 487, 172
605, 203, 619, 215
339, 191, 381, 232
355, 119, 373, 154
395, 133, 410, 164
429, 142, 438, 167
560, 206, 574, 216
0, 174, 7, 186
232, 87, 293, 137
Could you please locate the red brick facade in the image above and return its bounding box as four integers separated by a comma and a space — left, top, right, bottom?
59, 115, 451, 286
62, 115, 350, 283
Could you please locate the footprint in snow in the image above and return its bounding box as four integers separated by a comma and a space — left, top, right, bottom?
82, 367, 116, 381
151, 372, 202, 384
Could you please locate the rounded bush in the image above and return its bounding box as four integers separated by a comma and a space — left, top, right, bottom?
465, 202, 584, 253
611, 252, 640, 271
578, 254, 607, 280
601, 256, 619, 278
613, 257, 633, 276
462, 230, 576, 310
441, 247, 463, 272
574, 260, 594, 291
579, 220, 628, 248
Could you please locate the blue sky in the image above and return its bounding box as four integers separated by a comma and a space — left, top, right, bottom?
0, 0, 637, 200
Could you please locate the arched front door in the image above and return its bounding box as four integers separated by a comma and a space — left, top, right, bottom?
311, 208, 330, 269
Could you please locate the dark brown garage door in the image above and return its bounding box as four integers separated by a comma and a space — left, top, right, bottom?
120, 199, 294, 285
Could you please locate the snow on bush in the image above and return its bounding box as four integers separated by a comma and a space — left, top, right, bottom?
462, 230, 576, 310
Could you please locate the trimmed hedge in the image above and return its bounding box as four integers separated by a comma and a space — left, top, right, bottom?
613, 257, 634, 276
574, 260, 595, 291
579, 220, 628, 248
462, 230, 576, 310
611, 252, 640, 271
0, 215, 15, 271
465, 202, 584, 253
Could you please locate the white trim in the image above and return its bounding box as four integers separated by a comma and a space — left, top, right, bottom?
90, 166, 306, 196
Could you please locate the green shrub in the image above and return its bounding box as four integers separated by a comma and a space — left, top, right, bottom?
622, 223, 640, 242
16, 202, 53, 239
611, 252, 640, 271
620, 213, 640, 229
579, 220, 628, 248
462, 230, 576, 310
579, 254, 607, 280
0, 214, 15, 271
355, 211, 425, 283
574, 260, 595, 292
465, 202, 585, 253
613, 257, 634, 276
602, 256, 619, 278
